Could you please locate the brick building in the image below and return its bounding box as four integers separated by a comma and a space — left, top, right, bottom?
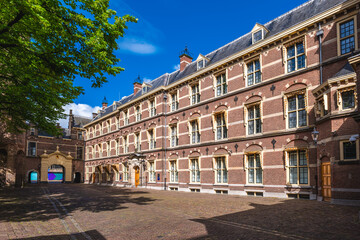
0, 110, 90, 186
84, 0, 360, 204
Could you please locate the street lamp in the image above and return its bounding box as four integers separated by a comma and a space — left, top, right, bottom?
311, 126, 320, 200
311, 127, 319, 145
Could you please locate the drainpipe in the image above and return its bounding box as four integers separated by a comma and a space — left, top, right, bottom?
163, 92, 168, 190
315, 24, 324, 200
317, 23, 324, 84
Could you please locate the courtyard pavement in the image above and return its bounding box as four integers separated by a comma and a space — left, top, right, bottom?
0, 184, 359, 240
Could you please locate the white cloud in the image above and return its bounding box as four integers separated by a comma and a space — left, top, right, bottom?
173, 64, 180, 71
143, 77, 152, 83
118, 38, 157, 54
58, 103, 101, 128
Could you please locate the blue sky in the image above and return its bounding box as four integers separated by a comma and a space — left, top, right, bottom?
62, 0, 309, 126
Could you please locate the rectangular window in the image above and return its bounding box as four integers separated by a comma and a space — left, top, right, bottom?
116, 139, 119, 155
287, 42, 305, 73
339, 19, 355, 55
287, 150, 308, 185
191, 120, 200, 144
197, 59, 206, 70
171, 93, 178, 111
341, 141, 358, 160
191, 84, 200, 105
170, 160, 178, 183
27, 142, 36, 156
170, 125, 178, 147
190, 159, 200, 183
253, 30, 263, 43
124, 111, 129, 125
135, 133, 141, 152
76, 147, 83, 160
216, 113, 227, 140
150, 100, 156, 117
247, 60, 261, 86
107, 141, 110, 156
341, 90, 355, 110
247, 154, 262, 184
247, 104, 262, 135
287, 93, 307, 128
148, 129, 156, 149
149, 161, 156, 182
216, 73, 227, 96
136, 106, 141, 122
215, 157, 227, 184
77, 132, 83, 140
123, 165, 129, 181
123, 136, 128, 153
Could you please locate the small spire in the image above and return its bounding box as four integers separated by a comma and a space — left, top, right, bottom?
102, 96, 108, 104
179, 45, 193, 58
134, 75, 142, 84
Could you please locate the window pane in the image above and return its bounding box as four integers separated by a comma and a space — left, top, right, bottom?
298, 94, 305, 109
297, 55, 305, 69
288, 58, 295, 72
298, 110, 307, 127
248, 74, 254, 86
223, 169, 227, 183
248, 107, 254, 120
223, 83, 227, 94
342, 91, 355, 109
255, 105, 261, 118
288, 112, 297, 128
255, 71, 261, 83
223, 126, 227, 139
290, 168, 297, 184
341, 37, 355, 55
247, 63, 254, 73
340, 20, 354, 38
248, 157, 254, 167
253, 30, 262, 42
343, 142, 357, 159
256, 169, 262, 183
217, 86, 221, 96
289, 152, 297, 166
299, 150, 307, 166
296, 43, 304, 54
287, 45, 295, 58
255, 119, 262, 133
255, 156, 261, 167
299, 167, 308, 184
248, 169, 254, 183
288, 97, 296, 111
255, 60, 260, 70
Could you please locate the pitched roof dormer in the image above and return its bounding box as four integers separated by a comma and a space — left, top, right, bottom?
196, 54, 210, 70
142, 82, 152, 94
251, 23, 269, 44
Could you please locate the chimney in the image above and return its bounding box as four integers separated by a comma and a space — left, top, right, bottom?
179, 46, 193, 72
68, 109, 74, 130
133, 75, 142, 95
102, 96, 108, 110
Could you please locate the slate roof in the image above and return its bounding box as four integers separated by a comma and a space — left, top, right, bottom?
73, 116, 92, 128
330, 62, 355, 79
90, 0, 348, 123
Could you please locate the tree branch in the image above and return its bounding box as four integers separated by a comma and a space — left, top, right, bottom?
0, 11, 25, 35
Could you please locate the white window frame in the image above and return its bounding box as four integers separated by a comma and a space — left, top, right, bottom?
170, 92, 179, 112
246, 59, 261, 86
214, 156, 228, 184
148, 161, 156, 182
124, 110, 129, 126
245, 102, 262, 135
284, 90, 308, 129
337, 16, 358, 56
169, 160, 178, 183
123, 136, 128, 153
190, 119, 200, 144
252, 29, 264, 44
149, 98, 156, 117
190, 83, 201, 105
285, 149, 309, 186
123, 164, 129, 182
214, 73, 227, 97
135, 132, 141, 152
147, 128, 156, 150
135, 105, 141, 122
169, 124, 178, 147
189, 158, 200, 183
212, 111, 228, 140
245, 153, 263, 184
337, 86, 357, 111
285, 39, 306, 73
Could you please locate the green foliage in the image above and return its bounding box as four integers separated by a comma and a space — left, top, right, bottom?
0, 0, 137, 135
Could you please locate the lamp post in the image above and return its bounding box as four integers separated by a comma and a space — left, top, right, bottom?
311, 127, 319, 200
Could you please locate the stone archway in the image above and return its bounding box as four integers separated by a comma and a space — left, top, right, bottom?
40, 147, 73, 183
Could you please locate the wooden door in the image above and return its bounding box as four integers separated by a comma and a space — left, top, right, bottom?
321, 162, 331, 201
135, 167, 140, 187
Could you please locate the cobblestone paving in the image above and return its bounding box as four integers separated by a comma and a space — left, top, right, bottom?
0, 184, 359, 240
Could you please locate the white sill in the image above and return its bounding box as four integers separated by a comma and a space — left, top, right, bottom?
213, 183, 228, 186
245, 184, 264, 187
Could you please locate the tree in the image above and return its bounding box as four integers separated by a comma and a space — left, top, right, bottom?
0, 0, 137, 134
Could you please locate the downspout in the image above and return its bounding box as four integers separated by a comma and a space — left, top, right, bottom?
163, 92, 168, 190
315, 23, 324, 200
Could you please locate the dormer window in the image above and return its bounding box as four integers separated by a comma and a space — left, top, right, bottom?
253, 30, 263, 43
113, 104, 116, 111
142, 86, 149, 94
251, 24, 268, 44
196, 54, 209, 71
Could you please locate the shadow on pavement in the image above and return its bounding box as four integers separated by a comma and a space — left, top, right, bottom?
188, 201, 360, 240
0, 184, 156, 223
15, 229, 106, 240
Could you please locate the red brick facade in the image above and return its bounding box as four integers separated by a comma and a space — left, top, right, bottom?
84, 1, 360, 204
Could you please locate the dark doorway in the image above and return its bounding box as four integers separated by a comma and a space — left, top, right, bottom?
74, 172, 81, 183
